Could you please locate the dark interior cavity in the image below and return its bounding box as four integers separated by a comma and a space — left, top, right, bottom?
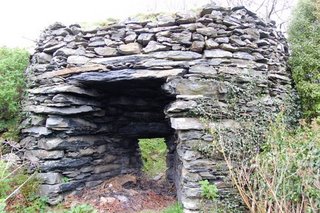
74, 77, 178, 183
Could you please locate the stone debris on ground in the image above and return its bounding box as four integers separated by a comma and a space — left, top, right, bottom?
63, 174, 176, 213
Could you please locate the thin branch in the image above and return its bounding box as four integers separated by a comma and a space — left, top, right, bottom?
4, 172, 36, 202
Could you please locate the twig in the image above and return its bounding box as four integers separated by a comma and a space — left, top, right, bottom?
4, 172, 36, 202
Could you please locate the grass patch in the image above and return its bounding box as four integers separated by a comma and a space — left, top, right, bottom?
138, 138, 168, 177
161, 202, 183, 213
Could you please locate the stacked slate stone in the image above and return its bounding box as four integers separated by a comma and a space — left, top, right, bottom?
21, 4, 296, 212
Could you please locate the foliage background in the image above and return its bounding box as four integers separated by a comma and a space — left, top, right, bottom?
289, 0, 320, 120
0, 47, 29, 140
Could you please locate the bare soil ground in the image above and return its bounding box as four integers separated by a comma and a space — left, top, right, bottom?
63, 174, 177, 213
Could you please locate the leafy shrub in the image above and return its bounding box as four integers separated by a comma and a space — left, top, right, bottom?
199, 180, 219, 201
288, 0, 320, 120
225, 118, 320, 213
0, 47, 29, 139
64, 204, 97, 213
138, 138, 168, 177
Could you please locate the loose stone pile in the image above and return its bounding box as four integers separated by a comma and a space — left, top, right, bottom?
21, 4, 296, 212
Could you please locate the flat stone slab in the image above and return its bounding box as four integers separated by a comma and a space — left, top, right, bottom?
170, 118, 204, 130
38, 64, 106, 79
28, 85, 100, 97
69, 68, 186, 83
25, 105, 97, 115
151, 51, 202, 60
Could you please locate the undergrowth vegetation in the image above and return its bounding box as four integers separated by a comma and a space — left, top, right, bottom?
138, 138, 168, 177
0, 160, 46, 213
0, 47, 29, 140
219, 117, 320, 213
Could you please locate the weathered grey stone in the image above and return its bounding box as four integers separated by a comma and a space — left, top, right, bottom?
25, 105, 96, 115
181, 197, 201, 210
170, 118, 204, 130
151, 51, 202, 60
70, 69, 185, 82
38, 136, 105, 151
38, 173, 63, 184
142, 41, 170, 53
33, 52, 52, 64
189, 64, 217, 76
53, 47, 86, 57
94, 47, 118, 56
244, 28, 260, 40
51, 28, 69, 36
21, 127, 52, 136
205, 39, 219, 49
52, 94, 101, 106
233, 51, 255, 60
215, 37, 229, 43
38, 138, 64, 150
67, 55, 90, 65
46, 116, 97, 131
90, 54, 149, 67
118, 43, 141, 54
39, 184, 60, 196
190, 41, 205, 53
220, 43, 238, 52
79, 148, 95, 156
204, 49, 232, 58
137, 33, 154, 45
44, 42, 66, 53
28, 85, 100, 97
166, 100, 197, 113
172, 31, 192, 44
196, 27, 217, 37
26, 150, 64, 160
124, 33, 137, 43
134, 59, 187, 69
41, 157, 92, 171
37, 64, 106, 79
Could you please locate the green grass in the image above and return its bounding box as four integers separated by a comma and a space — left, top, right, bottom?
138, 138, 168, 177
161, 203, 183, 213
139, 202, 183, 213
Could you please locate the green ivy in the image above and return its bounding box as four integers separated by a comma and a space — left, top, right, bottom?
288, 0, 320, 120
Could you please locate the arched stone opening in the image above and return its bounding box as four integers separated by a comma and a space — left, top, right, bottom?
67, 73, 179, 183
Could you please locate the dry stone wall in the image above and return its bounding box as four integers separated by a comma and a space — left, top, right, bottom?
21, 4, 296, 212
